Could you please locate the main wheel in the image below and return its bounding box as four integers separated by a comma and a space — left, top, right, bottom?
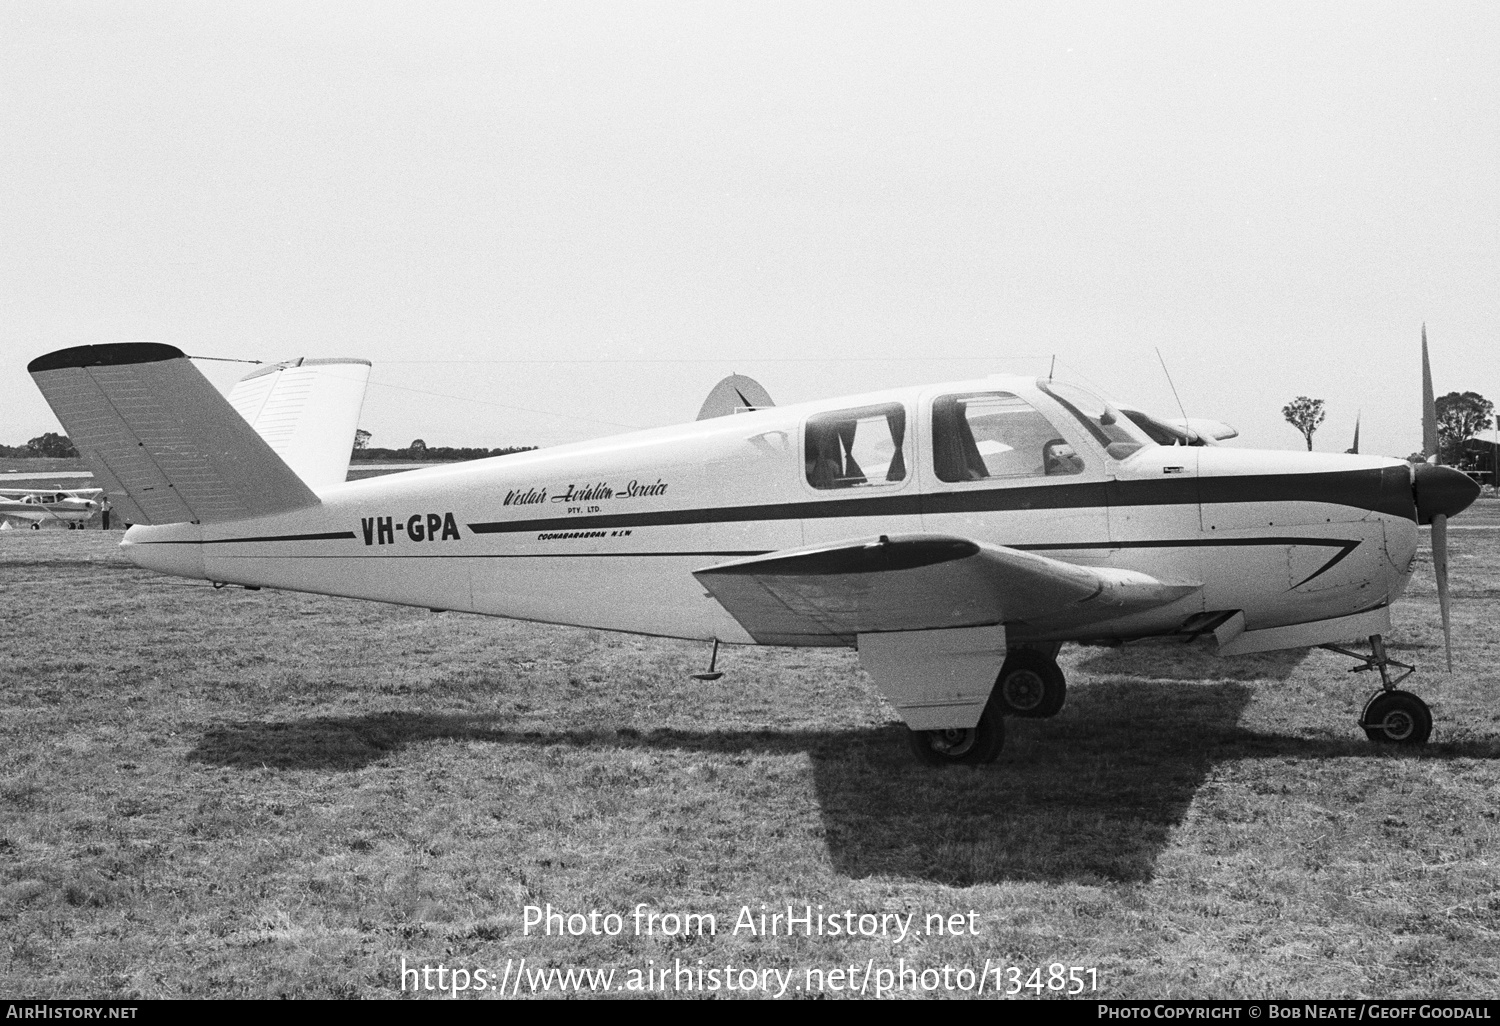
996, 649, 1066, 718
907, 702, 1005, 766
1360, 690, 1432, 745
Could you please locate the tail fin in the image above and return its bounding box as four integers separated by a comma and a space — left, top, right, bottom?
227, 357, 370, 490
696, 374, 775, 420
28, 343, 320, 526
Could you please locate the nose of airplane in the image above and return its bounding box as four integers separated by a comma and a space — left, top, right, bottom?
1413, 463, 1481, 524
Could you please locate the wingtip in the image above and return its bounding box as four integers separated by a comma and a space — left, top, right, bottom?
28, 343, 186, 374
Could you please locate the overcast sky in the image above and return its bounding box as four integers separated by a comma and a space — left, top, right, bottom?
3, 2, 1497, 456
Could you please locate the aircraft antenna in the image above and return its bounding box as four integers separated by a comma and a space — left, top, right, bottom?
188, 355, 263, 364
1155, 347, 1190, 423
1048, 355, 1055, 380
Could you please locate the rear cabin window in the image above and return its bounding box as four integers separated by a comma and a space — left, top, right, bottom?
932, 391, 1083, 482
805, 403, 908, 489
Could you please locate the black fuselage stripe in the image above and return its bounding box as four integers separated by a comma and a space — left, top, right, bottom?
138, 531, 359, 544
263, 531, 356, 542
1016, 537, 1353, 551
1291, 542, 1361, 588
470, 494, 924, 533
1020, 537, 1361, 590
196, 550, 775, 559
468, 468, 1411, 535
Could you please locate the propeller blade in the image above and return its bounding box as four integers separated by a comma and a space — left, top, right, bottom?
1432, 512, 1452, 671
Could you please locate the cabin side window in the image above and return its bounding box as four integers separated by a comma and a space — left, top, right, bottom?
931, 391, 1083, 482
1037, 380, 1148, 459
805, 403, 908, 489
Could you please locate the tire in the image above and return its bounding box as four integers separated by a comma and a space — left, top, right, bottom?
1361, 690, 1432, 746
996, 649, 1066, 719
907, 702, 1005, 766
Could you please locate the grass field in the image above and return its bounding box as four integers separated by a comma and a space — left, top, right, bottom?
0, 458, 86, 474
1, 523, 1497, 999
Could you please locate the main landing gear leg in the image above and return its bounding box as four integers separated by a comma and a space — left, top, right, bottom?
1320, 633, 1432, 746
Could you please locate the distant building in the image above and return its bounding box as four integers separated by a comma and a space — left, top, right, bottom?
1458, 437, 1498, 485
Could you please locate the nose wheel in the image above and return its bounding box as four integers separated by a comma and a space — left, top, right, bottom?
1322, 634, 1432, 746
1359, 690, 1432, 745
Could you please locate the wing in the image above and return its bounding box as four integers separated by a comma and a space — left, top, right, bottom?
694, 533, 1200, 645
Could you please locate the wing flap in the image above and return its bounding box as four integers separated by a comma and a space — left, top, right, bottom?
695, 533, 1199, 644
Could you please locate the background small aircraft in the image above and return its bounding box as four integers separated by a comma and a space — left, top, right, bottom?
28, 341, 1479, 765
0, 487, 104, 529
1114, 403, 1239, 447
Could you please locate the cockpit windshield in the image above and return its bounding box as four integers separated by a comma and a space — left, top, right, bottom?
1036, 380, 1150, 459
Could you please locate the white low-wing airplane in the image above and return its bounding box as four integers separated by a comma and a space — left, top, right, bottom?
29, 343, 1479, 764
0, 487, 104, 529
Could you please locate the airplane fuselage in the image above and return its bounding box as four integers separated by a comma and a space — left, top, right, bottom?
120, 376, 1421, 649
0, 492, 100, 526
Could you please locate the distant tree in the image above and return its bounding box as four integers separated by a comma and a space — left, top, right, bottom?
408, 439, 427, 455
350, 442, 537, 462
353, 428, 371, 451
26, 432, 77, 458
1435, 391, 1494, 465
1281, 397, 1326, 451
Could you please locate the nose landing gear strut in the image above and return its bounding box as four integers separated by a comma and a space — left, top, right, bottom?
1320, 634, 1432, 745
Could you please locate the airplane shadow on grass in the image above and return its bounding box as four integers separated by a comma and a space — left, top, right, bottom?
187, 679, 1499, 888
1071, 640, 1312, 681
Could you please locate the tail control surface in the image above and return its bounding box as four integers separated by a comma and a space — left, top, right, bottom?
696, 374, 775, 421
28, 343, 320, 526
227, 357, 371, 490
